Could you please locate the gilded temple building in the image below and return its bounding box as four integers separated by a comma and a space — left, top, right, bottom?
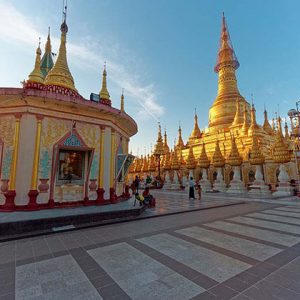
0, 8, 137, 211
130, 14, 297, 197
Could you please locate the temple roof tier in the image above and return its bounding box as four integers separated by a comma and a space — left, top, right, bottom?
197, 143, 210, 168
186, 146, 196, 169
226, 136, 242, 166
212, 140, 225, 167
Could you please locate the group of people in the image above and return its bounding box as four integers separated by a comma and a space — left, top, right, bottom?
131, 175, 202, 203
188, 177, 202, 200
132, 176, 156, 207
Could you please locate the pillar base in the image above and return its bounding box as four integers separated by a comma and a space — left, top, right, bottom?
110, 188, 118, 204
48, 198, 55, 208
96, 188, 105, 204
83, 196, 90, 206
124, 185, 130, 198
27, 190, 39, 210
1, 190, 16, 212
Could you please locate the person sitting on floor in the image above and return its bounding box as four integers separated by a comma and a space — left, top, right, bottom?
142, 187, 156, 207
134, 193, 144, 207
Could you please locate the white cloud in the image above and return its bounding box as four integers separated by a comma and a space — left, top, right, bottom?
0, 2, 164, 121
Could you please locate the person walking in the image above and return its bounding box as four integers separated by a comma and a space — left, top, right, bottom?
189, 176, 195, 199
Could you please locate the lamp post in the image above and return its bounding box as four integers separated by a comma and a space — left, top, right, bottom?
288, 102, 300, 196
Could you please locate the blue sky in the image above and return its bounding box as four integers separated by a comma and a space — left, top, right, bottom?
0, 0, 299, 154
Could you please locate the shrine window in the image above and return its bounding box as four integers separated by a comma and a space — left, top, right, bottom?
57, 149, 85, 184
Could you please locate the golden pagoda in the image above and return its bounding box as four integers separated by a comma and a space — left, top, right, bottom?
27, 39, 44, 85
176, 124, 185, 149
197, 143, 210, 169
141, 155, 149, 173
164, 151, 172, 170
99, 64, 110, 101
149, 154, 157, 172
226, 136, 242, 166
120, 89, 125, 112
44, 7, 77, 92
171, 148, 180, 170
284, 122, 290, 141
186, 145, 196, 169
137, 13, 299, 190
163, 129, 170, 153
212, 141, 225, 167
189, 110, 201, 144
153, 124, 165, 156
263, 108, 274, 135
249, 135, 265, 165
248, 103, 261, 136
273, 117, 291, 164
209, 13, 250, 132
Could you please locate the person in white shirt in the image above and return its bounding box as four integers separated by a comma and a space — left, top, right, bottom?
189, 177, 195, 199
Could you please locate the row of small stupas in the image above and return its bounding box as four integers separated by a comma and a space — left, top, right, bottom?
0, 6, 137, 211
129, 14, 297, 197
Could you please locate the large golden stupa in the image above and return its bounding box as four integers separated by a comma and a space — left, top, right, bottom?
130, 14, 297, 195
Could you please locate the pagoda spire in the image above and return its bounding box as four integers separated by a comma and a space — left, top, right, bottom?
209, 13, 247, 132
99, 63, 110, 100
176, 123, 184, 149
27, 38, 44, 84
163, 129, 170, 153
44, 4, 77, 91
153, 123, 164, 156
120, 89, 124, 112
40, 27, 54, 78
186, 145, 196, 169
197, 143, 210, 168
212, 140, 225, 168
226, 136, 242, 166
189, 109, 201, 143
171, 147, 180, 170
273, 117, 290, 164
249, 135, 265, 165
214, 12, 240, 73
241, 102, 249, 135
232, 98, 243, 126
248, 102, 260, 136
284, 121, 290, 140
263, 107, 274, 135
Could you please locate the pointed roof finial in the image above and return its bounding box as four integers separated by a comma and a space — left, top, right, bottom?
263, 106, 274, 135
190, 109, 201, 141
232, 97, 243, 125
27, 38, 44, 84
212, 140, 225, 167
241, 102, 249, 135
44, 0, 77, 92
40, 26, 54, 78
215, 13, 239, 73
248, 102, 260, 136
177, 122, 184, 149
120, 88, 125, 112
99, 62, 110, 100
197, 142, 210, 168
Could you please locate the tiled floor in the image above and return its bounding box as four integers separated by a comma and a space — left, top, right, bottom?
1, 199, 300, 299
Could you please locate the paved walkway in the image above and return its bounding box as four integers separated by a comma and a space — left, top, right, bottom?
1, 198, 300, 299
0, 191, 244, 224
